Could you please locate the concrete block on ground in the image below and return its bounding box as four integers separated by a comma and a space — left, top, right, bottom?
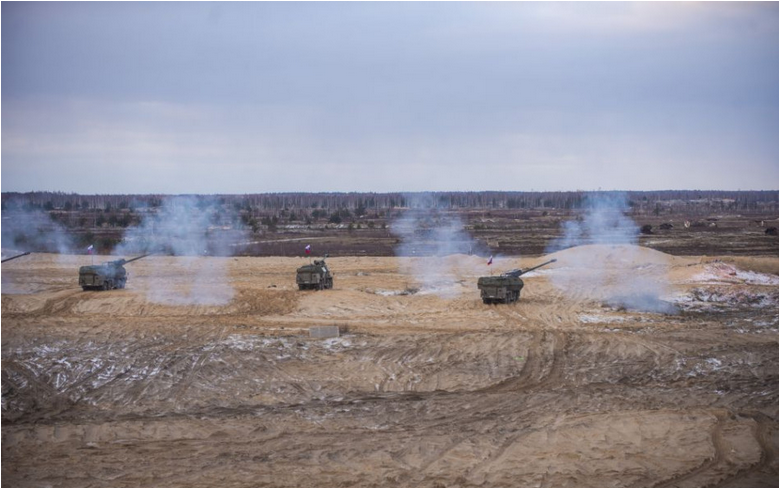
309, 326, 340, 339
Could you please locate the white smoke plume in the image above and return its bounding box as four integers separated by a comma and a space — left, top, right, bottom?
114, 196, 248, 305
1, 208, 76, 256
391, 194, 489, 297
546, 192, 676, 314
1, 207, 79, 293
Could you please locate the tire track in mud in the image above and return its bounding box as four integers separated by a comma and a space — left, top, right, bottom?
68, 332, 166, 395
438, 330, 570, 483
251, 348, 316, 398
415, 436, 470, 476
73, 334, 183, 407
4, 287, 300, 325
100, 326, 233, 410
2, 360, 59, 399
4, 326, 238, 421
2, 361, 64, 421
651, 411, 735, 488
468, 286, 577, 396
7, 335, 165, 423
748, 413, 777, 472
2, 288, 84, 319
172, 326, 229, 408
464, 428, 530, 485
477, 330, 568, 395
716, 411, 779, 487
1, 359, 83, 423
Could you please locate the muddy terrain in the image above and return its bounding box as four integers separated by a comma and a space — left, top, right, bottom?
1, 246, 778, 486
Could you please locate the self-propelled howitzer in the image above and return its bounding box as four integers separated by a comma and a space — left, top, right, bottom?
296, 258, 334, 290
79, 253, 151, 291
477, 259, 557, 304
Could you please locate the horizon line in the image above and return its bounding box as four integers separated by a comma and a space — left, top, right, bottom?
1, 189, 779, 196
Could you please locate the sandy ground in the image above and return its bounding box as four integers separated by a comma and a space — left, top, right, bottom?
1, 245, 778, 487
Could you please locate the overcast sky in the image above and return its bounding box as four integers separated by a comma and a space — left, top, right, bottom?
1, 2, 778, 194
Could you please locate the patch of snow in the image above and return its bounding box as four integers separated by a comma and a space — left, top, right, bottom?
221, 334, 267, 351
673, 287, 779, 311
691, 263, 779, 285
735, 270, 779, 285
579, 314, 625, 324
679, 356, 725, 377
321, 337, 352, 350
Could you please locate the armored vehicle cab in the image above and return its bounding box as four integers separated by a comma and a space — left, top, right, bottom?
79, 254, 150, 291
478, 259, 556, 304
296, 259, 333, 290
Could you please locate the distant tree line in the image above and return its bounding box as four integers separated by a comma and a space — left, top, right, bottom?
1, 190, 778, 214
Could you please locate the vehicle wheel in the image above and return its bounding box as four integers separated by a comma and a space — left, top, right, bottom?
82, 286, 90, 292
298, 284, 305, 290
483, 298, 490, 305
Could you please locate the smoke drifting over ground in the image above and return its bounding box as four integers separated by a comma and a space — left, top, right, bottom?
1, 209, 77, 293
547, 193, 675, 313
115, 196, 248, 306
391, 195, 489, 297
1, 209, 75, 256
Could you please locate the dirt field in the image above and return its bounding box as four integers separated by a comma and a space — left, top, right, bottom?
1, 246, 778, 486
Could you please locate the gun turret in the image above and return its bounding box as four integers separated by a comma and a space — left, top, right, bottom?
1, 252, 31, 263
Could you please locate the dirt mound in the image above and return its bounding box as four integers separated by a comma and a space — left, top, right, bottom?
544, 243, 690, 269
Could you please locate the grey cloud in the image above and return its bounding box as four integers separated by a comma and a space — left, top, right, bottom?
2, 2, 778, 193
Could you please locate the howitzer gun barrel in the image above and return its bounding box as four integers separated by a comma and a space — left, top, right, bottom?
123, 253, 151, 265
1, 252, 31, 263
520, 258, 557, 275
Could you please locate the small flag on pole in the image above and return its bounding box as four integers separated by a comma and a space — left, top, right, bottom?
87, 244, 94, 255
487, 255, 493, 265
305, 244, 311, 255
